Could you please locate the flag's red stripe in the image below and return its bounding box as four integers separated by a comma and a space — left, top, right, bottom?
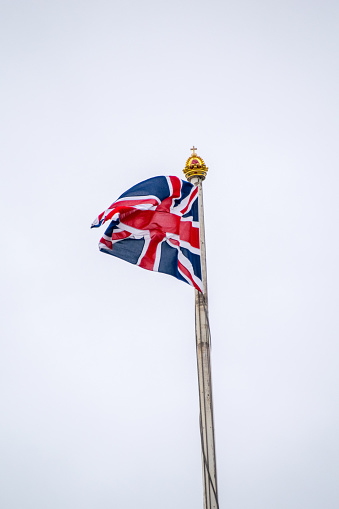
100, 237, 112, 249
139, 233, 165, 270
179, 221, 200, 248
111, 230, 131, 241
156, 177, 181, 214
169, 176, 182, 199
178, 260, 201, 291
122, 210, 180, 234
168, 238, 180, 247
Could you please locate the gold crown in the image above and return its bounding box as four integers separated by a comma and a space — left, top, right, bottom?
183, 146, 208, 181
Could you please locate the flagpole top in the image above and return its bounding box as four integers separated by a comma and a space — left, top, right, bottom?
183, 147, 208, 181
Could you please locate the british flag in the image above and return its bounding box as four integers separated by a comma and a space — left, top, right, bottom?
91, 176, 202, 291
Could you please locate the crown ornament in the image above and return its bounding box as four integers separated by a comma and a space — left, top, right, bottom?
183, 146, 208, 181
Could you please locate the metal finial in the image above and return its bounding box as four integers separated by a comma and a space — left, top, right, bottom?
183, 148, 208, 181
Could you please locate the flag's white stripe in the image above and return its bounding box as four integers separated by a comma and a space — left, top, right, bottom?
180, 217, 199, 227
178, 240, 201, 255
112, 195, 161, 204
153, 239, 165, 272
132, 204, 157, 211
118, 221, 150, 238
172, 187, 193, 214
112, 237, 130, 245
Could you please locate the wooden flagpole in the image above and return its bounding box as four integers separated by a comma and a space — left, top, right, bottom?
183, 148, 219, 509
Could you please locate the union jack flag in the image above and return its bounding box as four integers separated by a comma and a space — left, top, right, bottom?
91, 176, 202, 291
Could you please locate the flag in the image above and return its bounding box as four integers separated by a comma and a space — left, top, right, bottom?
91, 176, 202, 291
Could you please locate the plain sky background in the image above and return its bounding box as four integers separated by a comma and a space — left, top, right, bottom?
1, 1, 339, 508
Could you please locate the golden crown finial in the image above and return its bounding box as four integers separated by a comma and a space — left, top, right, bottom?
183, 147, 208, 181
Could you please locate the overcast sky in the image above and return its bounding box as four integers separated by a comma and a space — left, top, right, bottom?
1, 1, 339, 508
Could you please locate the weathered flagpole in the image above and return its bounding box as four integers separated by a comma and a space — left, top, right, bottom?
183, 148, 219, 509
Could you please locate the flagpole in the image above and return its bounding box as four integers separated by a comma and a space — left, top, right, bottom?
183, 148, 219, 509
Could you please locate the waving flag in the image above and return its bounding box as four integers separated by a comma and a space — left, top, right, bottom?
91, 176, 202, 291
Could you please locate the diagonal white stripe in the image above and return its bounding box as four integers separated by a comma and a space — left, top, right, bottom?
114, 195, 161, 204
153, 239, 165, 272
172, 186, 198, 215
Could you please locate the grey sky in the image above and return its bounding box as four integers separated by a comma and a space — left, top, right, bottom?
1, 1, 339, 508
